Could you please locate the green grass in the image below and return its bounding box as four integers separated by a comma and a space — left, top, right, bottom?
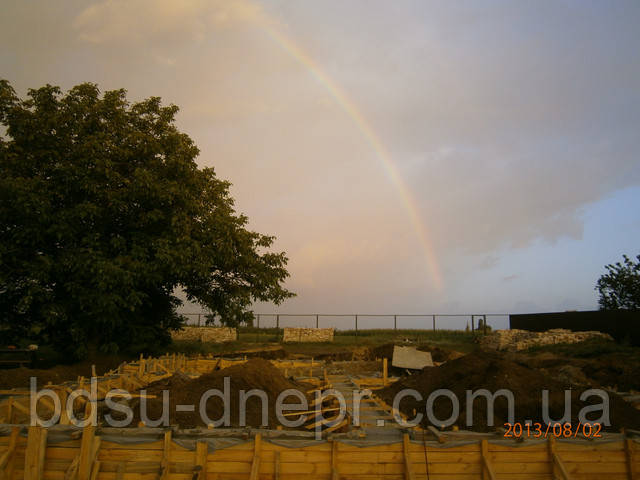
167, 328, 484, 356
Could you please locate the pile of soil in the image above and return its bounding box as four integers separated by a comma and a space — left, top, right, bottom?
581, 355, 640, 391
378, 352, 640, 431
0, 355, 128, 389
512, 351, 640, 392
119, 358, 309, 428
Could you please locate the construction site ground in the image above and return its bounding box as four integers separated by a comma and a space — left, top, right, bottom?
1, 331, 640, 479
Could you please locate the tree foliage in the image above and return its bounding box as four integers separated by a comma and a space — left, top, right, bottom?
596, 254, 640, 310
0, 80, 294, 357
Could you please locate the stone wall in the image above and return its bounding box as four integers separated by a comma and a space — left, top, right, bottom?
171, 326, 237, 343
282, 327, 335, 343
479, 328, 613, 352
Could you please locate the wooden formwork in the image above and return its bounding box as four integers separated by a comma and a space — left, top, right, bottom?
0, 355, 328, 425
0, 426, 638, 480
1, 354, 639, 478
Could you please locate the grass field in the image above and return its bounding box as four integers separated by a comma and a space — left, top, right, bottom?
167, 328, 483, 356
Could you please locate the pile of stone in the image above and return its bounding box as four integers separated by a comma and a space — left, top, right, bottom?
479, 328, 613, 351
282, 327, 335, 343
171, 326, 237, 343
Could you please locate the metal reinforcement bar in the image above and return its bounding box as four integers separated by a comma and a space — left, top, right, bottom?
0, 425, 638, 480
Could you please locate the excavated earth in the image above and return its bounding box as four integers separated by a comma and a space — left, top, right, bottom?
110, 358, 310, 429
378, 351, 640, 432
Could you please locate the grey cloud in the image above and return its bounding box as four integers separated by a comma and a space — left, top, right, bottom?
2, 0, 639, 314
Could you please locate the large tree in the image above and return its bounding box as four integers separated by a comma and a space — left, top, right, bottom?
596, 254, 640, 310
0, 80, 294, 357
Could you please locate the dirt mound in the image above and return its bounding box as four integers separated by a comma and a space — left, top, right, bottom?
121, 358, 308, 428
367, 343, 395, 360
0, 355, 128, 389
378, 352, 640, 431
416, 344, 466, 363
511, 351, 640, 392
581, 356, 640, 391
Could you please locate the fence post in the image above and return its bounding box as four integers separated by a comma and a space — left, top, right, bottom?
483, 314, 487, 335
276, 315, 280, 329
471, 315, 475, 332
198, 314, 201, 327
355, 315, 358, 336
257, 314, 260, 329
316, 314, 319, 328
432, 315, 436, 331
394, 315, 397, 330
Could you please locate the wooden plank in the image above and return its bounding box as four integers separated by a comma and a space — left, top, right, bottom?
323, 418, 348, 434
249, 434, 261, 480
6, 397, 14, 424
114, 462, 124, 480
58, 390, 70, 425
383, 358, 388, 386
24, 426, 47, 480
63, 456, 80, 480
160, 430, 171, 480
11, 399, 30, 416
194, 441, 207, 480
282, 407, 340, 417
88, 461, 100, 480
0, 426, 19, 480
77, 426, 97, 480
331, 440, 339, 480
549, 438, 572, 480
427, 427, 446, 444
480, 440, 497, 480
402, 434, 415, 480
305, 414, 341, 430
626, 438, 637, 480
274, 451, 280, 480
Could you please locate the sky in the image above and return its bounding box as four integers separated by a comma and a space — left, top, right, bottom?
2, 0, 639, 329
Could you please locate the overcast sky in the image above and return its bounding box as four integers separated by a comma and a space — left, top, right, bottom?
2, 0, 639, 329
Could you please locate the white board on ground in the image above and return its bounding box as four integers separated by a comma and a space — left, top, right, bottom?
392, 345, 433, 370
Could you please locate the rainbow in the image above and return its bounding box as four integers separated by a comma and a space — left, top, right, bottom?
262, 25, 443, 290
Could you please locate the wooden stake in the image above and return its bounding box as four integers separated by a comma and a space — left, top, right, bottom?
481, 439, 497, 480
115, 463, 125, 480
23, 426, 47, 480
160, 430, 171, 480
64, 456, 80, 480
78, 425, 97, 480
138, 354, 145, 377
249, 434, 261, 480
626, 438, 636, 480
331, 440, 339, 480
195, 441, 208, 480
402, 433, 415, 480
383, 358, 388, 386
549, 437, 572, 480
0, 426, 19, 480
274, 450, 281, 480
89, 461, 101, 480
427, 426, 445, 444
6, 397, 13, 424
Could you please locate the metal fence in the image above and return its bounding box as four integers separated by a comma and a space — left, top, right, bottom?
180, 313, 510, 332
